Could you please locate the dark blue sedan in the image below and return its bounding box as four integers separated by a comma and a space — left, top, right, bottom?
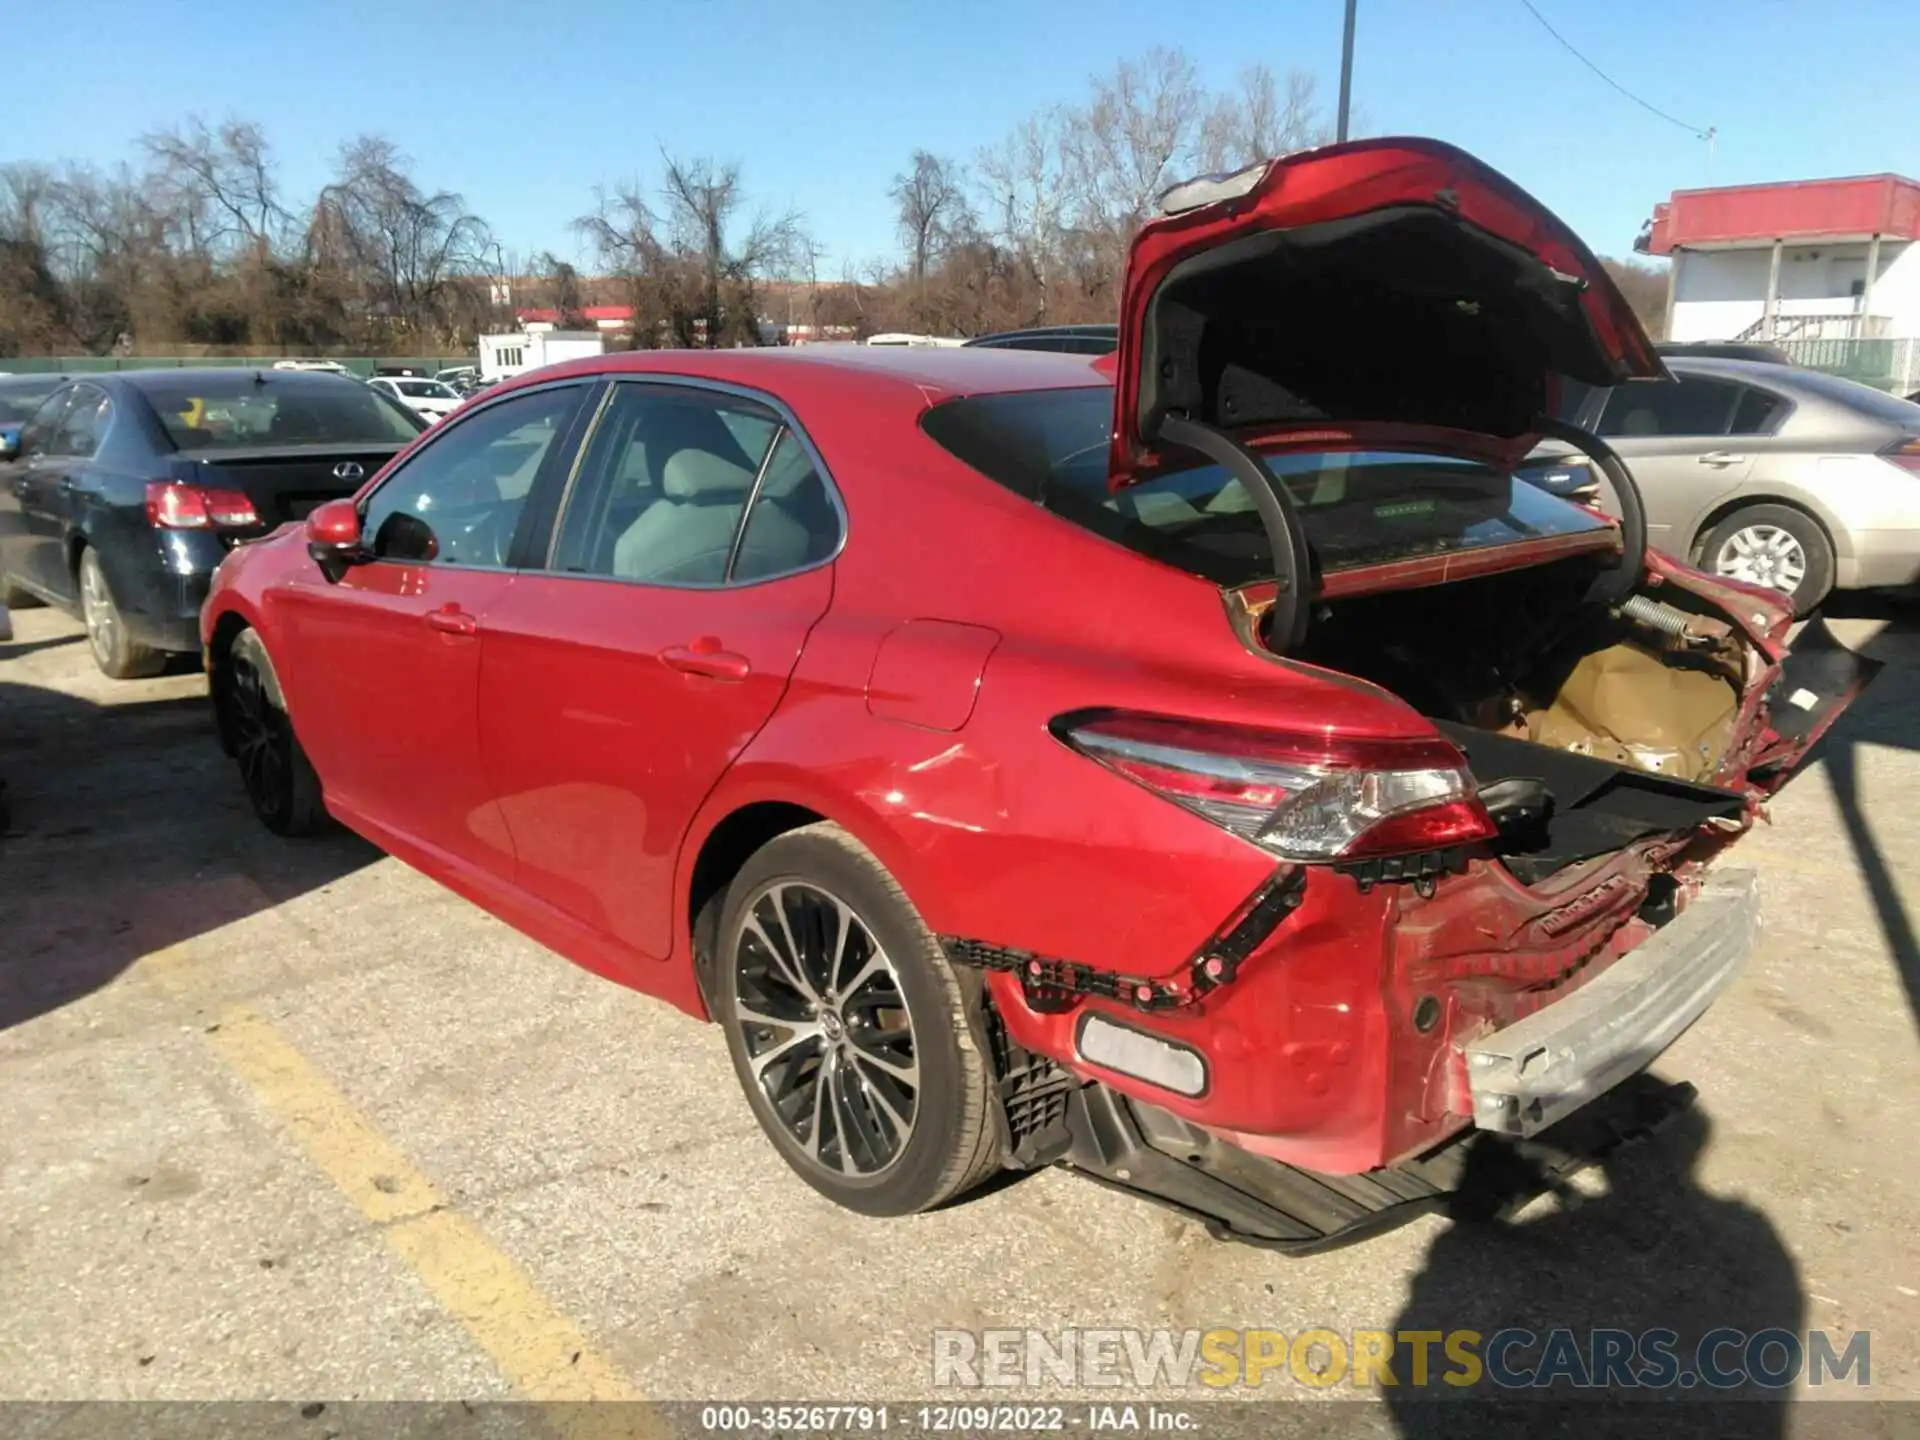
0, 368, 424, 676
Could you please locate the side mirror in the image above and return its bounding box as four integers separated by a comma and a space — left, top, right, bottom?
306, 499, 369, 582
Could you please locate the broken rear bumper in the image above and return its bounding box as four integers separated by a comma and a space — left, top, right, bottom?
1466, 868, 1759, 1138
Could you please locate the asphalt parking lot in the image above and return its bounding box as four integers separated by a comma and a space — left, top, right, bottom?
2, 600, 1918, 1423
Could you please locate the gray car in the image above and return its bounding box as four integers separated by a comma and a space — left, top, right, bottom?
1556, 357, 1920, 612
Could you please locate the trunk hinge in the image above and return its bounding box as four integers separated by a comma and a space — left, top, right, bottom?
1153, 412, 1313, 652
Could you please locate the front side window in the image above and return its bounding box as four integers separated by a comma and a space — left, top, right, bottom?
552, 384, 833, 586
922, 386, 1611, 586
360, 386, 581, 566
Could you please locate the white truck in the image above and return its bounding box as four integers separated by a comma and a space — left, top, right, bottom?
477, 330, 606, 383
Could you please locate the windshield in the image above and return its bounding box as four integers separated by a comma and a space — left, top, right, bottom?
396, 380, 458, 399
138, 375, 425, 449
0, 377, 67, 426
921, 386, 1612, 586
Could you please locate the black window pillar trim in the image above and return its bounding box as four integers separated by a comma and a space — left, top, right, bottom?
1152, 412, 1313, 653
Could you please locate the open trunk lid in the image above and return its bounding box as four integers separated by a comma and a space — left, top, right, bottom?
165, 442, 411, 530
1109, 137, 1667, 485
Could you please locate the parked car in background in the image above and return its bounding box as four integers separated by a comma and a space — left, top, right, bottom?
202, 139, 1866, 1245
436, 366, 482, 394
1656, 341, 1797, 366
271, 359, 352, 376
368, 375, 464, 424
0, 373, 69, 456
0, 368, 424, 676
1562, 357, 1920, 612
962, 324, 1119, 355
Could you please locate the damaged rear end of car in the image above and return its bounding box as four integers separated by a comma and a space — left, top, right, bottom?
921, 138, 1877, 1249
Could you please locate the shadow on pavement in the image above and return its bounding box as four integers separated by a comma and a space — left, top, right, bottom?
0, 630, 83, 662
1802, 591, 1920, 1035
0, 676, 377, 1033
1385, 1103, 1804, 1436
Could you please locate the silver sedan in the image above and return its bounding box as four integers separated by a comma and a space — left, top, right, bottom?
1558, 357, 1920, 612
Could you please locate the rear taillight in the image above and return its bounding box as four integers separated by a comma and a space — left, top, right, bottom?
145, 481, 260, 530
1059, 713, 1497, 862
1881, 438, 1920, 475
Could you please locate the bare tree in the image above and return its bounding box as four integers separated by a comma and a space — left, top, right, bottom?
889, 151, 968, 285
659, 150, 806, 347
317, 137, 492, 346
142, 117, 287, 257
1067, 47, 1209, 241
977, 111, 1071, 322
1200, 65, 1329, 174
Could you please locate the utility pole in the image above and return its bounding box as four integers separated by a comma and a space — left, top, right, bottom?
1336, 0, 1357, 142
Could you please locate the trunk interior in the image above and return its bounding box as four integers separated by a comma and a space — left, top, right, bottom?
1272, 558, 1754, 881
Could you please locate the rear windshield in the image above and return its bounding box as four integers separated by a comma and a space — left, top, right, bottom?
921, 387, 1612, 586
137, 374, 425, 450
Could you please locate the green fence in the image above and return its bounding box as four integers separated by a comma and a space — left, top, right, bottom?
1775, 337, 1919, 395
2, 355, 471, 378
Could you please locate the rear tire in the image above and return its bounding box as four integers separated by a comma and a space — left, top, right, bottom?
714, 823, 1003, 1216
1699, 504, 1834, 616
222, 629, 328, 837
77, 547, 163, 679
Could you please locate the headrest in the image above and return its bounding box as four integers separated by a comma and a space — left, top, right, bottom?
662, 448, 754, 500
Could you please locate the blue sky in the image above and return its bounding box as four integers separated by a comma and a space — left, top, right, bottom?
7, 0, 1918, 275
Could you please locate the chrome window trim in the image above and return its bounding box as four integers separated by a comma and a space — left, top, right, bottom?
532, 373, 848, 592
353, 377, 591, 574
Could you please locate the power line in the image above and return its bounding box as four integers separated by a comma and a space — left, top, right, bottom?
1515, 0, 1714, 141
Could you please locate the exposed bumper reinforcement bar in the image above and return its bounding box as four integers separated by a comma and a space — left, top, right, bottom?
1061, 1072, 1699, 1254
1466, 868, 1759, 1139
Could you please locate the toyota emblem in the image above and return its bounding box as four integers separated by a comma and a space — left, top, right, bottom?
332, 461, 365, 482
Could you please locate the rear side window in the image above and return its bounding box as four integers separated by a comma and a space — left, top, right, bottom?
50, 386, 113, 459
551, 384, 840, 586
921, 387, 1610, 586
1597, 377, 1745, 438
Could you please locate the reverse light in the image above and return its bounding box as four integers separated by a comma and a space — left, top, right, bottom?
146, 481, 260, 530
1881, 438, 1920, 475
1059, 712, 1497, 862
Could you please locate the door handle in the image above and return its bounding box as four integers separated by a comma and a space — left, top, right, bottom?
1698, 451, 1746, 467
660, 640, 751, 681
426, 604, 477, 636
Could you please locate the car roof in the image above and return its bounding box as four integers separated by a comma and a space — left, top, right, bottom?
526, 343, 1108, 403
109, 367, 365, 392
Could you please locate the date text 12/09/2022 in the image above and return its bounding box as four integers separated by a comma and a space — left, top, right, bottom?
698, 1406, 1200, 1433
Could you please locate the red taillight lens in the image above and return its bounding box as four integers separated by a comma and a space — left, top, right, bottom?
145, 481, 260, 530
1059, 712, 1497, 862
1881, 438, 1920, 474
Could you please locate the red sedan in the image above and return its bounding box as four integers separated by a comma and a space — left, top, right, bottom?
202, 140, 1868, 1245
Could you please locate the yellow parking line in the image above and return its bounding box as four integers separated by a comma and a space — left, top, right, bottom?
140, 925, 650, 1411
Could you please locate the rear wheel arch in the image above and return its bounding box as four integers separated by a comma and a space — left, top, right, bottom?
680, 786, 943, 1017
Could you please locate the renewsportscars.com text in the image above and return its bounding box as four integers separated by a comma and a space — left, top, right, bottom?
932, 1327, 1871, 1392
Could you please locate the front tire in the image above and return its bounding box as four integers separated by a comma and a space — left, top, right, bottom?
1700, 504, 1834, 615
222, 628, 327, 836
715, 823, 1003, 1216
77, 547, 163, 679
